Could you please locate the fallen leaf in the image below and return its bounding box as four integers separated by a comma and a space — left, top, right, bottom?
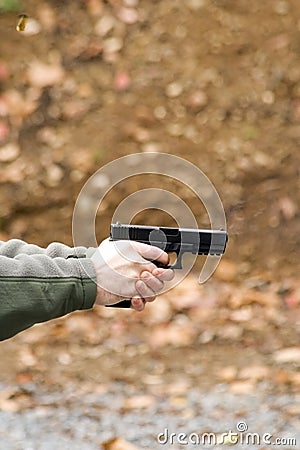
18, 348, 37, 367
229, 289, 279, 309
218, 324, 243, 340
0, 120, 10, 142
0, 388, 34, 412
86, 0, 103, 16
114, 71, 131, 91
284, 404, 300, 416
272, 347, 300, 364
149, 322, 195, 348
278, 196, 297, 220
229, 308, 253, 322
37, 3, 57, 32
167, 277, 207, 310
165, 380, 190, 395
0, 142, 19, 162
27, 61, 65, 88
186, 90, 208, 112
122, 395, 155, 410
238, 365, 270, 381
169, 395, 188, 408
165, 81, 183, 98
0, 62, 10, 82
15, 372, 34, 384
274, 369, 300, 386
229, 381, 255, 394
289, 372, 300, 386
123, 123, 151, 142
2, 89, 38, 120
214, 259, 238, 282
283, 290, 300, 309
103, 37, 123, 54
61, 99, 90, 120
218, 366, 238, 382
116, 7, 139, 24
102, 437, 140, 450
95, 15, 116, 37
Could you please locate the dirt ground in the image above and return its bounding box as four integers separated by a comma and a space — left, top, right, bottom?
0, 1, 299, 449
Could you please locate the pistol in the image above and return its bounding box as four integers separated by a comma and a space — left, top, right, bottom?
108, 223, 228, 307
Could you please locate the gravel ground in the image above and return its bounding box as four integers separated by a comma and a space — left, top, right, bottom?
0, 381, 299, 450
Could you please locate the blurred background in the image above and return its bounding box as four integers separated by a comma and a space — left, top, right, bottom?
0, 1, 299, 449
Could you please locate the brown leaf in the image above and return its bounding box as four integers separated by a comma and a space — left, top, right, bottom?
0, 388, 34, 412
122, 395, 155, 410
284, 404, 300, 416
229, 289, 279, 309
116, 7, 139, 24
218, 324, 243, 340
229, 307, 253, 322
289, 372, 300, 386
149, 322, 195, 348
37, 3, 57, 32
278, 196, 297, 220
123, 123, 151, 143
18, 348, 38, 367
114, 71, 131, 91
165, 380, 190, 395
3, 89, 38, 120
102, 437, 140, 450
86, 0, 104, 17
283, 290, 300, 309
61, 99, 90, 120
186, 90, 208, 113
272, 347, 300, 364
0, 62, 10, 82
0, 120, 10, 143
0, 143, 20, 162
229, 381, 255, 394
95, 15, 116, 37
27, 61, 65, 88
218, 366, 238, 382
15, 372, 34, 384
238, 365, 270, 381
274, 369, 300, 386
167, 277, 207, 310
214, 259, 238, 282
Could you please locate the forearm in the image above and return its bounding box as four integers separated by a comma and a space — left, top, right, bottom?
0, 240, 97, 341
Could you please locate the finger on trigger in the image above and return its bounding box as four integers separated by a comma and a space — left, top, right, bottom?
155, 251, 169, 266
133, 241, 167, 263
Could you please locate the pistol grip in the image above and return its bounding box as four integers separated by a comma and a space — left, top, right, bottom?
107, 300, 132, 308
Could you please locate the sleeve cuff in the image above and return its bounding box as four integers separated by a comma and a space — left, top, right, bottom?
76, 257, 97, 310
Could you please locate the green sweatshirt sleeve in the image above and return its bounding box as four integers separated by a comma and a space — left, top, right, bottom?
0, 239, 97, 341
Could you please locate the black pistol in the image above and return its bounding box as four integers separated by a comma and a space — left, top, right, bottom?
108, 223, 228, 308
